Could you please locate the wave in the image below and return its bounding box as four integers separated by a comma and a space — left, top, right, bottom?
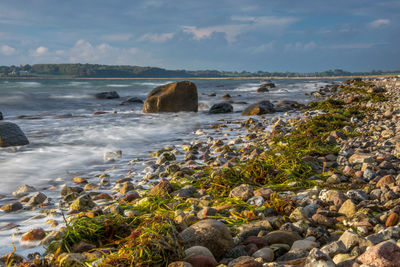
16, 82, 41, 88
107, 84, 131, 88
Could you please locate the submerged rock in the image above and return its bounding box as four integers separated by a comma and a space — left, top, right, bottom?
209, 103, 233, 114
143, 81, 198, 113
119, 97, 143, 105
242, 101, 275, 116
94, 91, 120, 99
0, 122, 29, 147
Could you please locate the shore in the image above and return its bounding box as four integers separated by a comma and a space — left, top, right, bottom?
2, 77, 400, 266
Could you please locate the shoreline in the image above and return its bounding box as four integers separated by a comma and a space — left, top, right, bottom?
0, 74, 399, 80
2, 76, 400, 266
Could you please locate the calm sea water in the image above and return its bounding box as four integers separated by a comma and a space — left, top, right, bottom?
0, 78, 330, 255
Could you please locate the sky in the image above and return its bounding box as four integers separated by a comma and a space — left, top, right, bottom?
0, 0, 399, 72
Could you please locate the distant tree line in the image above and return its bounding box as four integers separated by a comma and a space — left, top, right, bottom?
0, 64, 399, 78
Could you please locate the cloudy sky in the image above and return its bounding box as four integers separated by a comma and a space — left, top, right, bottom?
0, 0, 399, 72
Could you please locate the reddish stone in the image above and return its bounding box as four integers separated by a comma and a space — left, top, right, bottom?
185, 256, 217, 267
254, 188, 273, 199
93, 193, 113, 200
245, 243, 258, 256
385, 212, 399, 227
242, 236, 268, 248
376, 175, 396, 189
21, 228, 46, 242
358, 241, 400, 267
122, 191, 140, 202
149, 179, 173, 197
232, 260, 262, 267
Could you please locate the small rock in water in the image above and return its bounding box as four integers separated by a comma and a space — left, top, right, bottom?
21, 228, 46, 242
27, 192, 47, 206
104, 150, 122, 162
12, 184, 36, 197
1, 202, 23, 212
94, 91, 120, 99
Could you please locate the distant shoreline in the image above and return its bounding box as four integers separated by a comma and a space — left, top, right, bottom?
0, 74, 398, 80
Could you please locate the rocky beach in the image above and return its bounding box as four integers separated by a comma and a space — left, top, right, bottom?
1, 76, 400, 267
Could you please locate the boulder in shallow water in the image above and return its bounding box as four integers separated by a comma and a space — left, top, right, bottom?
209, 103, 233, 114
142, 81, 198, 113
119, 97, 143, 105
94, 91, 120, 99
0, 122, 29, 147
0, 112, 3, 120
242, 100, 275, 116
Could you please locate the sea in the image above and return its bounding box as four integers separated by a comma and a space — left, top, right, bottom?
0, 78, 332, 256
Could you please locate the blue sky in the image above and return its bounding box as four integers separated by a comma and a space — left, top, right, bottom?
0, 0, 399, 72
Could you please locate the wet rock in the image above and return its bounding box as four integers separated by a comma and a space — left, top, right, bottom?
69, 194, 96, 212
156, 152, 176, 164
179, 219, 234, 259
21, 228, 46, 242
236, 220, 273, 242
12, 184, 36, 197
1, 201, 23, 212
276, 100, 303, 110
27, 192, 47, 206
104, 150, 122, 162
304, 248, 335, 267
0, 122, 29, 147
229, 184, 254, 201
264, 230, 302, 246
251, 247, 274, 262
60, 185, 83, 197
119, 97, 143, 105
0, 112, 2, 120
358, 241, 400, 267
148, 179, 173, 198
73, 177, 87, 184
142, 81, 198, 113
94, 91, 120, 99
185, 255, 217, 267
119, 182, 135, 195
209, 103, 233, 114
242, 101, 275, 116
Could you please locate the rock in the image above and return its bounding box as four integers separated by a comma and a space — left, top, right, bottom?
320, 240, 347, 258
251, 247, 274, 262
0, 122, 29, 147
148, 179, 173, 197
122, 191, 140, 202
291, 239, 318, 251
185, 246, 215, 260
237, 221, 273, 242
185, 255, 217, 267
104, 150, 122, 162
142, 81, 198, 113
119, 182, 135, 195
385, 212, 399, 227
377, 175, 396, 189
73, 177, 87, 184
225, 245, 248, 258
0, 112, 2, 120
57, 253, 87, 267
304, 248, 335, 267
229, 184, 254, 201
358, 241, 400, 267
69, 194, 96, 212
256, 87, 269, 93
229, 256, 262, 267
338, 230, 372, 250
366, 226, 400, 245
119, 97, 143, 105
259, 82, 275, 89
243, 236, 268, 248
94, 91, 120, 99
242, 101, 275, 116
156, 152, 176, 164
197, 207, 218, 219
276, 100, 303, 110
71, 241, 96, 253
338, 199, 357, 217
27, 192, 47, 206
21, 228, 46, 241
348, 153, 374, 164
12, 184, 36, 197
246, 196, 265, 207
1, 201, 23, 212
168, 262, 193, 267
209, 103, 233, 114
264, 230, 302, 246
179, 219, 234, 259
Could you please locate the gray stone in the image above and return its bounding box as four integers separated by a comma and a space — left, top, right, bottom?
320, 240, 347, 258
304, 248, 335, 267
179, 219, 234, 259
12, 184, 36, 197
338, 230, 372, 250
0, 122, 29, 147
246, 196, 265, 207
229, 184, 254, 201
252, 247, 274, 262
264, 230, 302, 246
184, 246, 215, 260
242, 100, 275, 116
27, 192, 47, 206
209, 103, 233, 114
94, 91, 119, 99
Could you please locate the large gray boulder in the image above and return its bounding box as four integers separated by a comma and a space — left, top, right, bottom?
142, 81, 198, 113
0, 122, 29, 147
242, 100, 275, 116
179, 219, 234, 259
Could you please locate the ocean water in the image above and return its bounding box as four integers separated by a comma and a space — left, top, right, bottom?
0, 78, 331, 255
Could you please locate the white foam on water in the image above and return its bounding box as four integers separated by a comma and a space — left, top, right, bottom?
107, 84, 131, 87
16, 82, 42, 87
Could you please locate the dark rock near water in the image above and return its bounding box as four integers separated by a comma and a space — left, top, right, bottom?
0, 112, 3, 120
209, 103, 233, 114
118, 97, 143, 105
94, 91, 120, 99
242, 101, 275, 116
0, 122, 29, 147
143, 81, 198, 113
276, 100, 304, 110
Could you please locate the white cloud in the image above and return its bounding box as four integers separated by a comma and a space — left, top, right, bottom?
30, 46, 48, 56
101, 34, 133, 41
182, 16, 297, 43
369, 19, 390, 28
138, 33, 174, 43
249, 41, 276, 54
327, 42, 388, 49
0, 44, 16, 56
